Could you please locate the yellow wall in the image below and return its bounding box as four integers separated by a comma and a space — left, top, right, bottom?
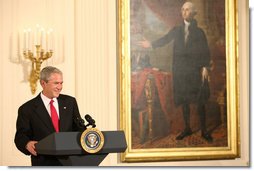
0, 0, 249, 166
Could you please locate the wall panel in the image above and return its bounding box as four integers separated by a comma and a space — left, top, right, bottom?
0, 0, 75, 166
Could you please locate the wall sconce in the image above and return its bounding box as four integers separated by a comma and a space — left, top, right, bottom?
23, 25, 53, 94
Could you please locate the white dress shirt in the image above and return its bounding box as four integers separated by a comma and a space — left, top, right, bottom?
40, 92, 60, 118
184, 20, 190, 43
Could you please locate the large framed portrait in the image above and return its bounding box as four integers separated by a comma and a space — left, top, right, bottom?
118, 0, 239, 162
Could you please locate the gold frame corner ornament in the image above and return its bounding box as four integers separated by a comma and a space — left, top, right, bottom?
80, 128, 105, 154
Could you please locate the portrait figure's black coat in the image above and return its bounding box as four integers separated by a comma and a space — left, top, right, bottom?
152, 19, 210, 106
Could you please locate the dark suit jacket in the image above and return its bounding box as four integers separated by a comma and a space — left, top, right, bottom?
14, 93, 82, 166
152, 19, 210, 106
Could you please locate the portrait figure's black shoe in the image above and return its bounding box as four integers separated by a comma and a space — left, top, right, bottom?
201, 132, 213, 143
176, 129, 193, 140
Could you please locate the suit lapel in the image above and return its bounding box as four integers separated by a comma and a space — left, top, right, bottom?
34, 94, 55, 132
179, 24, 186, 46
57, 96, 68, 131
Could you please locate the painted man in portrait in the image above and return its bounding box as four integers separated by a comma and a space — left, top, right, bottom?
138, 2, 213, 142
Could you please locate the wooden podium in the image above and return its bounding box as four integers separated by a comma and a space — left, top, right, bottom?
35, 131, 127, 166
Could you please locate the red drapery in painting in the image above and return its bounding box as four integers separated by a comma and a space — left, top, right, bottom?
131, 68, 174, 122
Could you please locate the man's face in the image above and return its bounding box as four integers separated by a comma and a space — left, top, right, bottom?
181, 3, 194, 21
41, 73, 63, 99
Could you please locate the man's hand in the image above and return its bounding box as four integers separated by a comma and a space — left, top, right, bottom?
201, 67, 209, 83
137, 37, 151, 48
26, 141, 38, 156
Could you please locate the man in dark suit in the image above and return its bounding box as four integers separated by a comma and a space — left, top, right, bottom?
138, 2, 212, 142
14, 66, 84, 166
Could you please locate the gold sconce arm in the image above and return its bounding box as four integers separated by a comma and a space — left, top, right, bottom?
23, 45, 53, 94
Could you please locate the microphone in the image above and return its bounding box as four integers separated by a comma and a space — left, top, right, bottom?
84, 114, 96, 128
74, 116, 86, 131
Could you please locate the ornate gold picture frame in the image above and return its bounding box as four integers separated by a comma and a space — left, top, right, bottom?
118, 0, 239, 162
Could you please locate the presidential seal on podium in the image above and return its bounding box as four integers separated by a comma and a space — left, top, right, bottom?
80, 128, 105, 153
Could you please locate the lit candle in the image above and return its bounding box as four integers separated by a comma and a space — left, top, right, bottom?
35, 24, 40, 45
23, 29, 27, 50
27, 28, 31, 50
41, 28, 45, 49
34, 31, 37, 47
46, 30, 49, 51
48, 28, 53, 50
